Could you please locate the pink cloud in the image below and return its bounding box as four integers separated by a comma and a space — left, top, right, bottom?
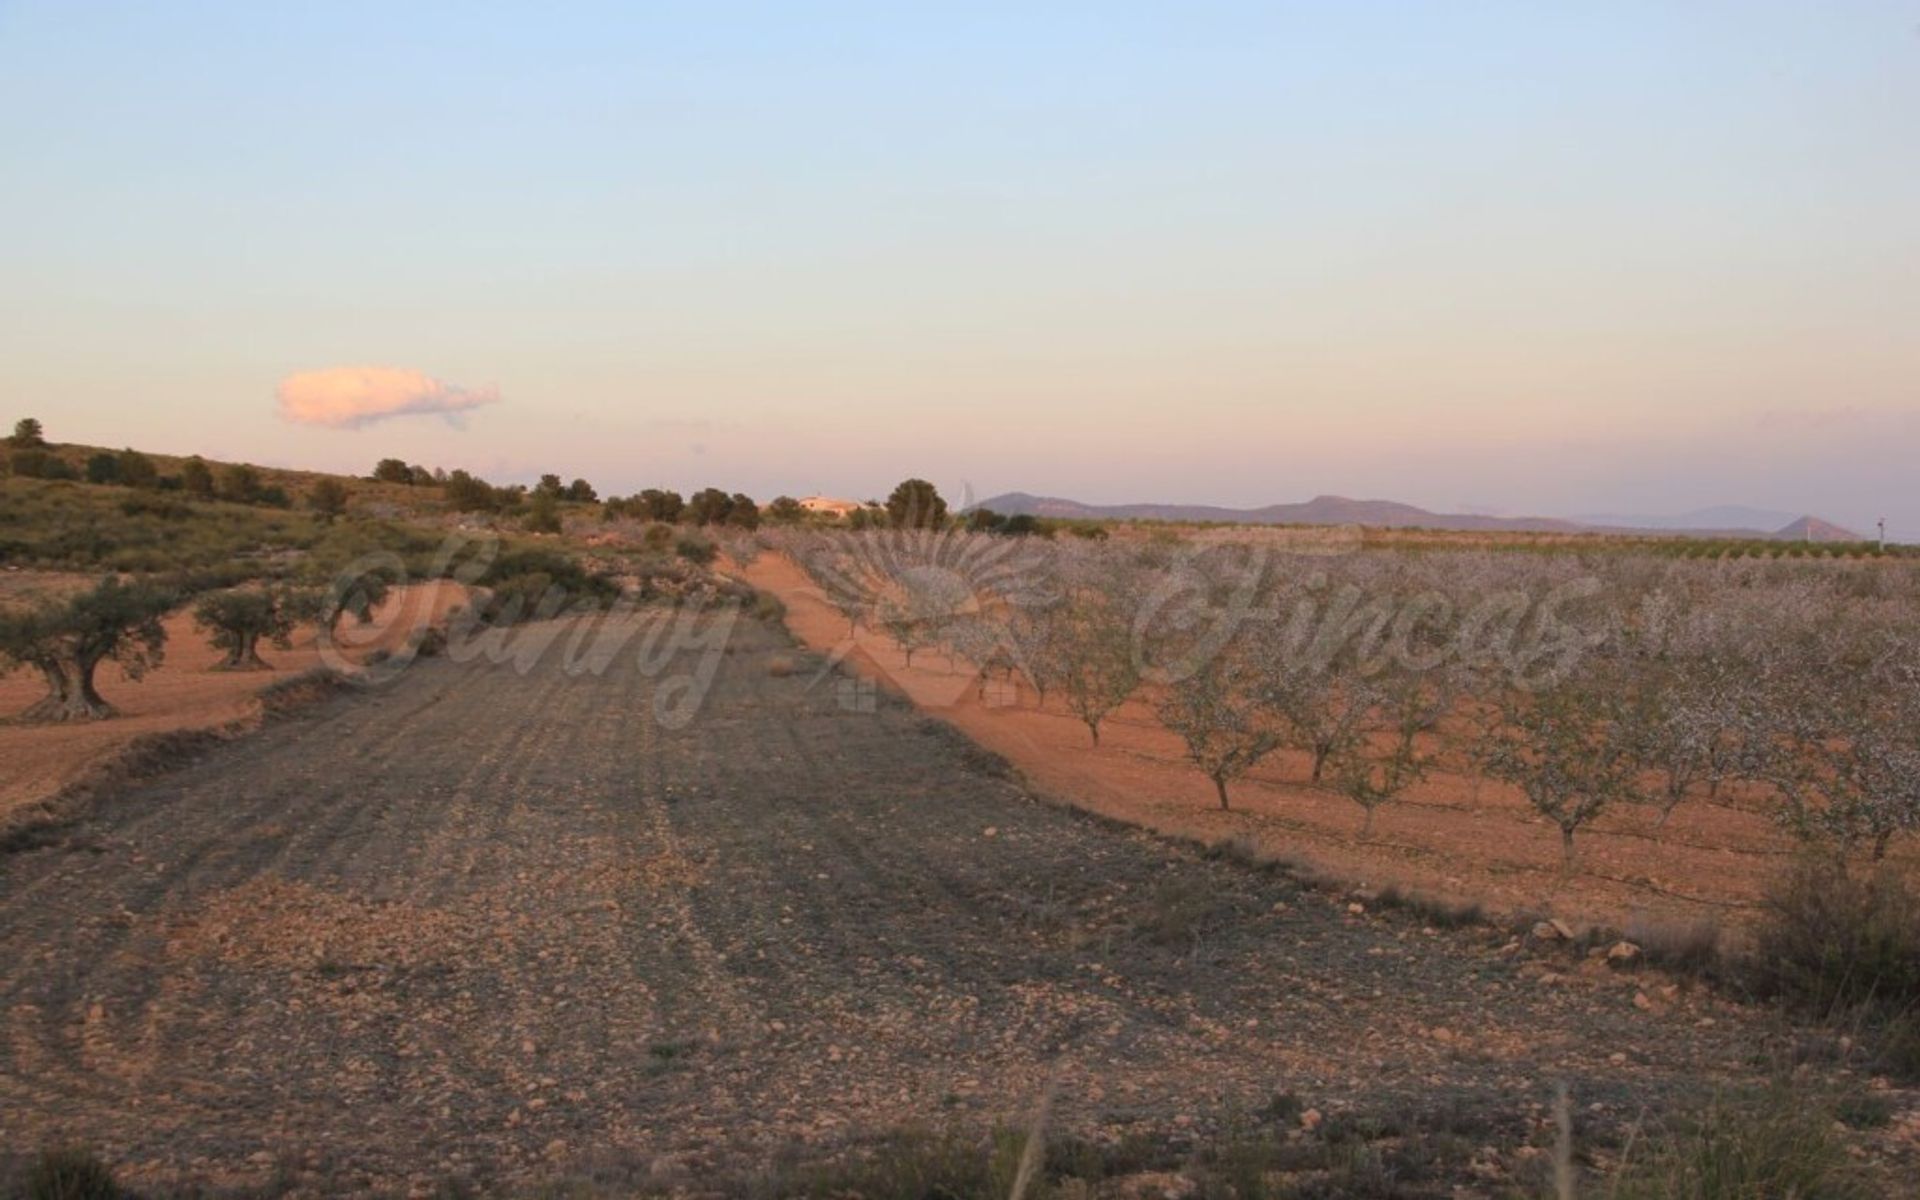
276, 366, 497, 429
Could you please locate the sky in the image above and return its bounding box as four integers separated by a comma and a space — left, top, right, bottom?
2, 2, 1916, 535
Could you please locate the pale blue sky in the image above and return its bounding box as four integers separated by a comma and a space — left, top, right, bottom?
2, 3, 1915, 533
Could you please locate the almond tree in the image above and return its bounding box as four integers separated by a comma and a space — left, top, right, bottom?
1055, 590, 1140, 745
876, 593, 932, 667
1008, 605, 1068, 707
1329, 667, 1454, 836
1260, 662, 1380, 784
1620, 655, 1756, 826
1157, 643, 1280, 809
1477, 667, 1644, 870
1744, 631, 1920, 863
1330, 733, 1425, 838
799, 547, 872, 636
943, 612, 1023, 698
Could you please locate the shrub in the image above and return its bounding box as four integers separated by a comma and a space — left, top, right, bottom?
9, 449, 76, 480
1606, 1087, 1872, 1200
637, 488, 684, 522
18, 1147, 123, 1200
686, 487, 733, 525
372, 457, 414, 484
179, 457, 214, 497
307, 477, 350, 519
115, 448, 157, 488
84, 453, 120, 484
472, 546, 620, 624
443, 469, 500, 513
1750, 859, 1920, 1018
524, 490, 562, 534
751, 591, 787, 624
676, 535, 717, 565
216, 463, 260, 503
727, 493, 760, 529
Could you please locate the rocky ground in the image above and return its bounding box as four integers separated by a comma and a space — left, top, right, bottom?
0, 611, 1905, 1195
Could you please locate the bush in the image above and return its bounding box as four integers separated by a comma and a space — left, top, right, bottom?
472, 546, 620, 624
676, 535, 716, 565
216, 463, 261, 503
1606, 1087, 1872, 1200
9, 449, 76, 480
17, 1147, 123, 1200
115, 449, 158, 488
372, 458, 414, 484
84, 453, 119, 484
179, 457, 214, 497
1750, 860, 1920, 1016
524, 491, 562, 534
307, 477, 350, 519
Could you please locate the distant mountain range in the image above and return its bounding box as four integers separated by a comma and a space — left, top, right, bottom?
972, 492, 1862, 541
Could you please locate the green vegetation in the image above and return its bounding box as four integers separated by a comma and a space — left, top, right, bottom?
0, 576, 176, 720
306, 477, 350, 519
1751, 859, 1920, 1077
191, 586, 317, 670
12, 1146, 124, 1200
885, 477, 948, 528
1607, 1086, 1874, 1200
468, 546, 621, 624
8, 417, 47, 449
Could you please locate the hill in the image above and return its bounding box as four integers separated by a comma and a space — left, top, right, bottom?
973, 491, 1861, 540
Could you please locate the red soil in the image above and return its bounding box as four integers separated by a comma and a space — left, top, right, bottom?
0, 581, 468, 824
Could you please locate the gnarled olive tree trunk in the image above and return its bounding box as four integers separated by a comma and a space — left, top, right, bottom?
18, 657, 74, 722
47, 649, 117, 721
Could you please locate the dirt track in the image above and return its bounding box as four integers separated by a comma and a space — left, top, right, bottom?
0, 612, 1809, 1193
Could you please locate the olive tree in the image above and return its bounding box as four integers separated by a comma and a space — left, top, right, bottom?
316, 565, 394, 635
0, 602, 72, 721
4, 578, 176, 721
193, 586, 315, 670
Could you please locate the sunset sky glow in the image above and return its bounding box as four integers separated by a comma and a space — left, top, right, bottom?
2, 3, 1915, 533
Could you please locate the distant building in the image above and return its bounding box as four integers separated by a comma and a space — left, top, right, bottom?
799, 495, 861, 517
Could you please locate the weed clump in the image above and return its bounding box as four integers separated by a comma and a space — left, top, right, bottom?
17, 1148, 123, 1200
1605, 1087, 1873, 1200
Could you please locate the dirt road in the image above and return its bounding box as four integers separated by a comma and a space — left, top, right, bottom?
0, 612, 1800, 1193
